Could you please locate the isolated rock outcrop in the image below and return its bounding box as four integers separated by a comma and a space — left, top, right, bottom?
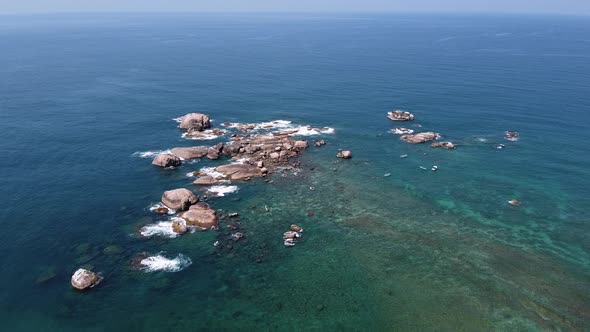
178, 113, 211, 131
180, 202, 218, 229
431, 141, 456, 150
387, 110, 414, 121
400, 132, 440, 144
337, 150, 353, 159
71, 268, 101, 290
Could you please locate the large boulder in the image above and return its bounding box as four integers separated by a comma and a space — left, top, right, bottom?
170, 147, 209, 160
387, 110, 414, 121
178, 113, 211, 131
216, 163, 261, 180
337, 150, 353, 159
180, 203, 218, 229
400, 132, 440, 144
152, 153, 181, 167
192, 175, 219, 185
71, 268, 101, 290
162, 188, 198, 211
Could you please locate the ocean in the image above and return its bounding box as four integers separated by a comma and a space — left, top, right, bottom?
0, 13, 589, 331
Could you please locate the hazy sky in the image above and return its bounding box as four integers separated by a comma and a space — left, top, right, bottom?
1, 0, 589, 15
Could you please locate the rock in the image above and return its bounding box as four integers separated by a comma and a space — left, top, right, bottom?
178, 113, 211, 131
260, 167, 269, 174
170, 146, 208, 160
400, 132, 440, 144
102, 245, 122, 255
71, 268, 101, 290
256, 161, 264, 168
508, 199, 521, 207
231, 232, 244, 241
161, 188, 198, 211
505, 130, 519, 141
229, 212, 239, 218
294, 140, 309, 149
337, 150, 352, 159
153, 207, 169, 214
269, 152, 280, 159
171, 220, 188, 234
283, 231, 301, 239
314, 139, 326, 147
207, 143, 224, 160
152, 153, 181, 167
216, 163, 261, 181
290, 224, 303, 232
192, 175, 219, 185
431, 141, 456, 150
387, 110, 415, 121
180, 203, 217, 229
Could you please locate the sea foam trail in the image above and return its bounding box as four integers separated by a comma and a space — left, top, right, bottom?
132, 150, 171, 158
181, 129, 226, 140
223, 119, 335, 136
139, 221, 178, 238
140, 253, 192, 272
207, 185, 239, 197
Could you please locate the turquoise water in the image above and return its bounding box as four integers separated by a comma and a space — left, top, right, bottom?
0, 13, 589, 330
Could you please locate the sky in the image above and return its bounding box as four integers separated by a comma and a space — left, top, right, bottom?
1, 0, 589, 15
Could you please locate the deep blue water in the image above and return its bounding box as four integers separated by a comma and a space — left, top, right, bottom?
0, 13, 589, 330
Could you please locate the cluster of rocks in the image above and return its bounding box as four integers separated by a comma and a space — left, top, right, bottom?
152, 143, 225, 167
161, 188, 218, 231
283, 224, 303, 247
387, 110, 415, 121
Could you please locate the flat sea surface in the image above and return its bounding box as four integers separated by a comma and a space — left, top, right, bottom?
0, 13, 589, 331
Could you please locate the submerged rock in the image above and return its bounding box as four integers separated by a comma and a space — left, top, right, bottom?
400, 132, 440, 144
337, 150, 353, 159
152, 153, 181, 167
161, 188, 198, 211
505, 130, 519, 141
431, 141, 456, 150
71, 268, 101, 290
171, 219, 188, 234
178, 113, 211, 132
387, 110, 415, 121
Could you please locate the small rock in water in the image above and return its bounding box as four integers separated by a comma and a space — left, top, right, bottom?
496, 144, 505, 150
153, 207, 169, 215
290, 224, 303, 232
384, 173, 391, 177
229, 212, 239, 218
231, 232, 244, 241
213, 241, 220, 247
508, 199, 521, 207
400, 154, 408, 158
306, 211, 314, 217
336, 150, 353, 159
309, 186, 315, 191
431, 165, 438, 172
71, 268, 102, 291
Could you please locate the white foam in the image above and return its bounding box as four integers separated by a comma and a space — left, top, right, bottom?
207, 185, 239, 197
132, 150, 171, 158
198, 166, 226, 179
280, 126, 335, 136
390, 128, 414, 135
139, 221, 179, 238
139, 253, 192, 272
181, 129, 226, 140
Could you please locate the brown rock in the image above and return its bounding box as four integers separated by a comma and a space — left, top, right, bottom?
178, 113, 211, 131
337, 150, 352, 159
207, 143, 224, 160
171, 220, 188, 234
161, 188, 198, 211
170, 146, 209, 160
290, 224, 302, 232
192, 175, 219, 185
216, 163, 261, 180
294, 140, 309, 149
71, 268, 101, 290
269, 152, 280, 159
181, 204, 218, 229
152, 153, 181, 167
400, 132, 440, 144
431, 141, 456, 150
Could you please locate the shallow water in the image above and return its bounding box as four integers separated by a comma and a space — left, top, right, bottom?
0, 13, 589, 331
